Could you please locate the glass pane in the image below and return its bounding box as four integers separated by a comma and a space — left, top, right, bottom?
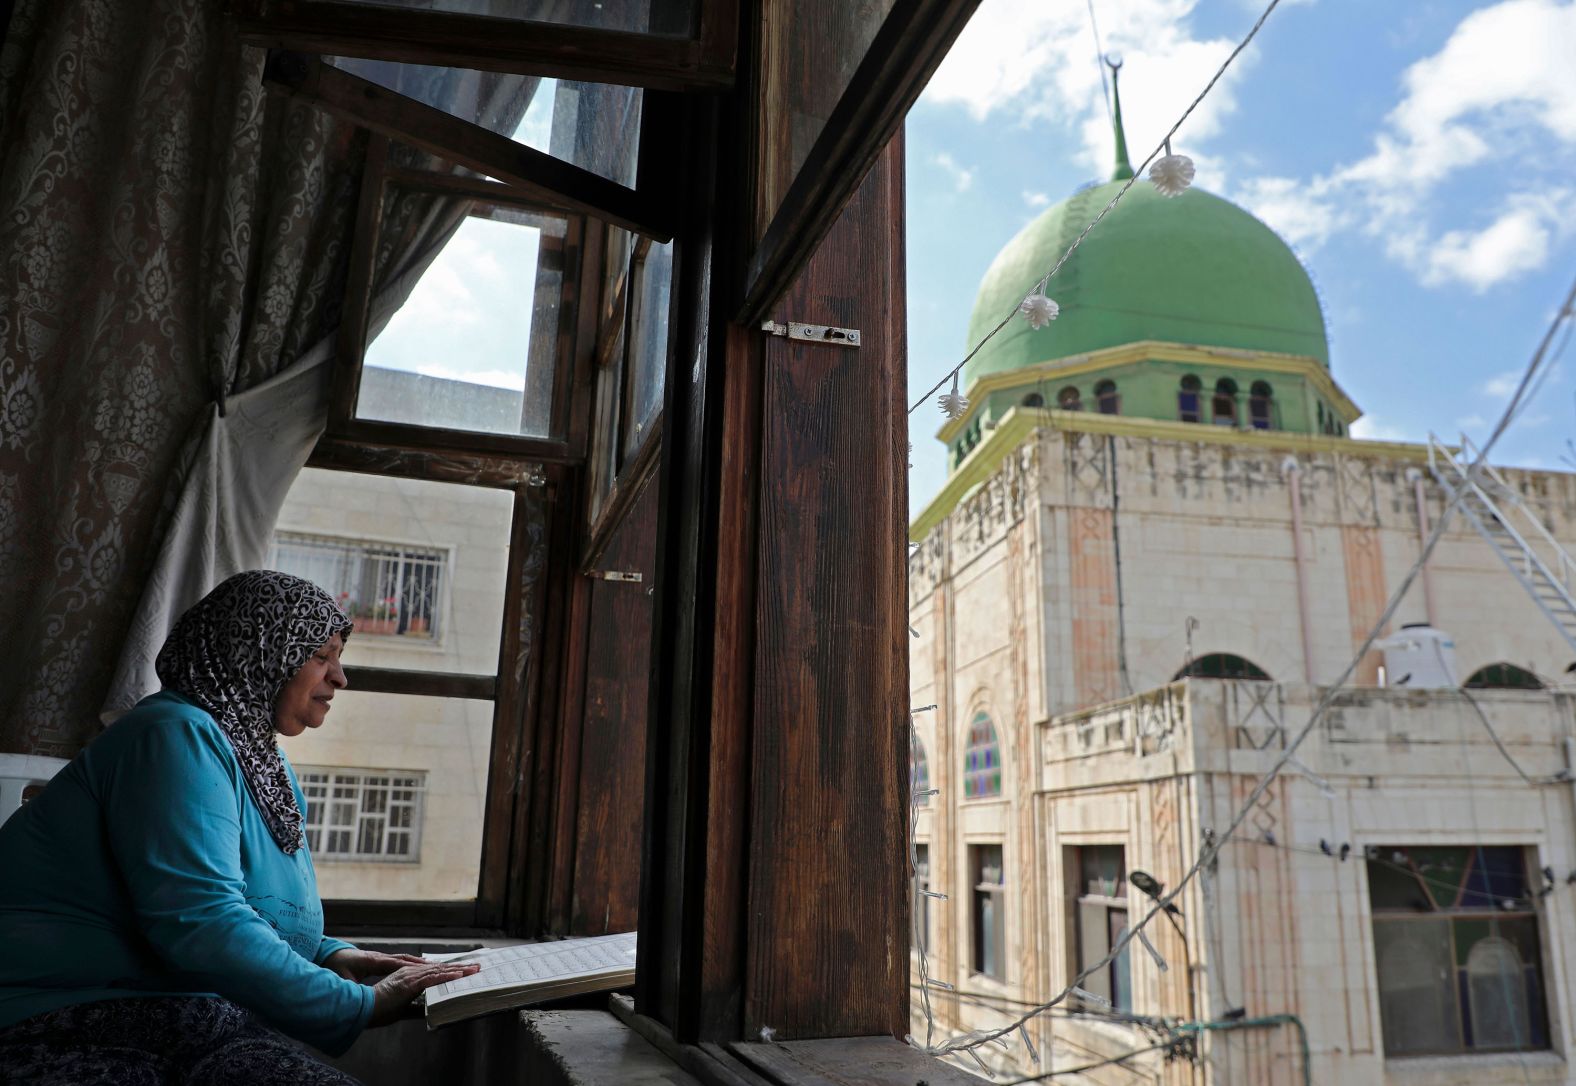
271, 468, 514, 674
1080, 845, 1125, 898
359, 209, 567, 438
1109, 908, 1132, 1013
1465, 933, 1531, 1050
319, 0, 696, 37
283, 691, 493, 901
623, 240, 673, 459
756, 0, 897, 235
330, 59, 642, 187
1374, 918, 1460, 1055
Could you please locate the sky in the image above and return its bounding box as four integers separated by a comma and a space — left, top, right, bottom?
907, 0, 1576, 516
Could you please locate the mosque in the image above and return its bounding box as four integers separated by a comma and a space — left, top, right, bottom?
908, 83, 1576, 1083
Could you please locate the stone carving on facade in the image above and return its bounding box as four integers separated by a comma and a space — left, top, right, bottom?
1336, 453, 1380, 526
908, 526, 948, 607
952, 441, 1037, 569
1231, 681, 1287, 751
1061, 430, 1111, 505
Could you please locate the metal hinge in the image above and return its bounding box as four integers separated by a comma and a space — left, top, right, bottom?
760, 320, 861, 348
586, 570, 644, 583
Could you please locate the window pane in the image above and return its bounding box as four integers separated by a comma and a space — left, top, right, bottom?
622, 240, 673, 460
271, 469, 515, 675
330, 60, 642, 187
359, 210, 568, 438
283, 691, 492, 901
319, 0, 696, 38
1465, 933, 1531, 1050
756, 0, 897, 235
1374, 919, 1459, 1056
1080, 845, 1125, 898
1108, 908, 1132, 1013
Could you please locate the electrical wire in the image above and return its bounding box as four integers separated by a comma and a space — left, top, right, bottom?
919, 272, 1576, 1061
997, 1037, 1181, 1084
908, 0, 1288, 416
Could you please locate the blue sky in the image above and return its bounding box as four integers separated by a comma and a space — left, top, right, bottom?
906, 0, 1576, 516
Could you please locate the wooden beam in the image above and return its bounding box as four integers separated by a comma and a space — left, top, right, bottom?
340, 666, 496, 701
234, 0, 735, 91
737, 0, 979, 322
307, 434, 555, 490
327, 417, 575, 463
329, 133, 388, 429
384, 167, 576, 216
263, 53, 675, 241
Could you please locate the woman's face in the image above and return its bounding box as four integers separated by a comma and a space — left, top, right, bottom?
273, 632, 348, 737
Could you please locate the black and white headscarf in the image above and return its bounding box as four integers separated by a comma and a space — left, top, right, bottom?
155, 570, 353, 854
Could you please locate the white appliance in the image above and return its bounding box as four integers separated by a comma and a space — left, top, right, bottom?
1375, 625, 1459, 689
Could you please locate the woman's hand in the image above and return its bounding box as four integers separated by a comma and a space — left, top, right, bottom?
324, 948, 429, 984
369, 961, 481, 1027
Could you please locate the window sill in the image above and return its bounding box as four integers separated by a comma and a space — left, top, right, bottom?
1385, 1050, 1563, 1079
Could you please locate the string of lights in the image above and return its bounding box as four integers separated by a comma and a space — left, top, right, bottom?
907, 0, 1289, 417
912, 273, 1576, 1063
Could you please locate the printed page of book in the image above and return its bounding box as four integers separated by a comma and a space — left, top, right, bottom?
423, 932, 637, 1017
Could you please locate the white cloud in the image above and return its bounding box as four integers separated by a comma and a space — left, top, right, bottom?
933, 152, 975, 192
1023, 190, 1051, 208
1418, 202, 1560, 291
1231, 175, 1349, 252
1237, 0, 1576, 291
923, 0, 1251, 176
1350, 415, 1411, 442
1482, 369, 1524, 399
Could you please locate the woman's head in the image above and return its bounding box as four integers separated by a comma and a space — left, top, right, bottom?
154, 570, 353, 852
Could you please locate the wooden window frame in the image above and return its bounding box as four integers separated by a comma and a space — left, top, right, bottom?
298, 447, 562, 935
234, 0, 740, 92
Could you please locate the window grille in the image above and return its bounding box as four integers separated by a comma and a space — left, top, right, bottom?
270, 531, 445, 639
299, 768, 426, 862
963, 712, 1002, 798
1368, 845, 1549, 1056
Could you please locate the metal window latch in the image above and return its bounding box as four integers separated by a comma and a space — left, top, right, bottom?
760, 320, 861, 348
586, 570, 643, 583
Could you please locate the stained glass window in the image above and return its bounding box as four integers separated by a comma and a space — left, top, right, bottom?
963, 712, 1002, 799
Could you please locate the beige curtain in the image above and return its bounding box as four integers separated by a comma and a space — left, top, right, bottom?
0, 0, 534, 754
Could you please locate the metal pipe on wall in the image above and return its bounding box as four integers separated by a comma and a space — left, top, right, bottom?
1283, 457, 1317, 684
1407, 468, 1440, 627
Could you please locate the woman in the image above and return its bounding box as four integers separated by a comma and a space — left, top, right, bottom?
0, 571, 478, 1084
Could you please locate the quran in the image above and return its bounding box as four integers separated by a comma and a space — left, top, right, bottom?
422, 932, 638, 1028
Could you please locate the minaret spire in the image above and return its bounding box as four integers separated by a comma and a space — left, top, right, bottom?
1107, 54, 1134, 182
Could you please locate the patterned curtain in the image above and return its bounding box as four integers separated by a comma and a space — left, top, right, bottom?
0, 0, 534, 755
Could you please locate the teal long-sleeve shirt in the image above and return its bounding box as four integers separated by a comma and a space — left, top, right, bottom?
0, 691, 373, 1054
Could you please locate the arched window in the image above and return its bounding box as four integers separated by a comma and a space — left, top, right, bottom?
1057, 386, 1082, 412
1464, 663, 1545, 690
1021, 392, 1045, 409
1249, 380, 1274, 430
963, 712, 1002, 798
1095, 379, 1120, 415
1174, 653, 1272, 681
1178, 375, 1203, 423
910, 734, 930, 807
1212, 378, 1238, 426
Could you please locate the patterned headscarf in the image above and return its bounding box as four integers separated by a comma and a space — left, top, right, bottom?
155, 570, 353, 853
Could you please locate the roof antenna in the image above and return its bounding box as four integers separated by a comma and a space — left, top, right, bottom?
1085, 0, 1112, 121
1106, 54, 1134, 182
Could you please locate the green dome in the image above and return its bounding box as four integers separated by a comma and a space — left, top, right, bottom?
963, 181, 1329, 387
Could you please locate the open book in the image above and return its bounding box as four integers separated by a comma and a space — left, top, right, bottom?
421, 931, 638, 1028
